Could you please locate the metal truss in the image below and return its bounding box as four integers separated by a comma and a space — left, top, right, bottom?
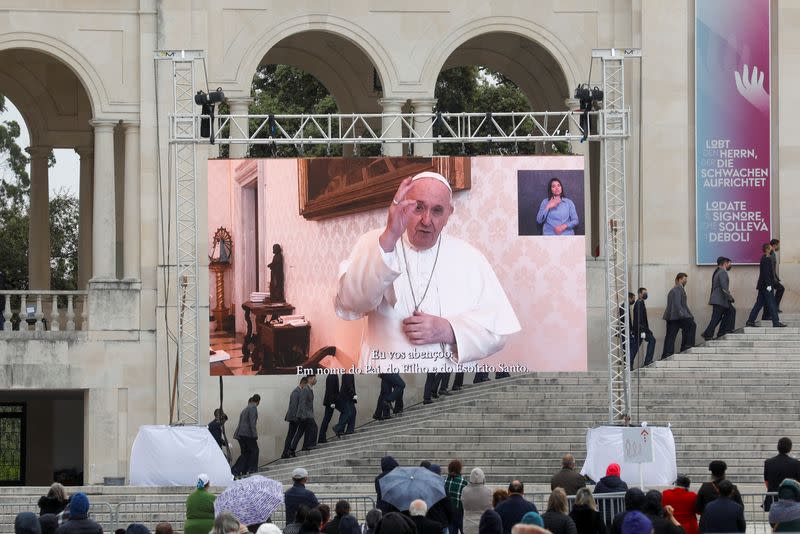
170, 110, 621, 145
159, 49, 637, 426
594, 48, 639, 424
157, 50, 204, 424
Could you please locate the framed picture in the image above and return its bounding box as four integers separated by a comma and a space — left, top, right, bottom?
298, 156, 471, 220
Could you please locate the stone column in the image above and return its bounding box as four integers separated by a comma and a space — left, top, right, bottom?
76, 146, 94, 289
90, 120, 117, 281
227, 97, 252, 159
411, 98, 437, 157
27, 145, 52, 289
123, 122, 140, 280
379, 97, 406, 156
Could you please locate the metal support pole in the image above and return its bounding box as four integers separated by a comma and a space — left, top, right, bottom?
594, 48, 639, 424
158, 50, 204, 425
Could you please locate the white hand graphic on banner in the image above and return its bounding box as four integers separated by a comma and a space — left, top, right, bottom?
734, 64, 770, 113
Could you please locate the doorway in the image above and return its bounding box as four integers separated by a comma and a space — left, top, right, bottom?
0, 403, 26, 485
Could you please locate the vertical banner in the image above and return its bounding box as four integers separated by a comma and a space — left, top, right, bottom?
695, 0, 771, 264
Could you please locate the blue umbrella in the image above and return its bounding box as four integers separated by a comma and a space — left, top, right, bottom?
378, 466, 446, 511
214, 475, 284, 526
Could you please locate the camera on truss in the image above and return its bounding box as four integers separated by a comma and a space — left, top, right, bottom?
195, 88, 225, 140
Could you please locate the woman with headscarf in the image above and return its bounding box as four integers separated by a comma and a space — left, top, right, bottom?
661, 475, 697, 534
184, 473, 216, 534
463, 468, 493, 512
769, 478, 800, 532
462, 467, 493, 534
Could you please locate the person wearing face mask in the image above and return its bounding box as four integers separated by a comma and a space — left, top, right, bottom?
661, 273, 696, 359
335, 171, 521, 373
631, 287, 656, 368
701, 257, 736, 341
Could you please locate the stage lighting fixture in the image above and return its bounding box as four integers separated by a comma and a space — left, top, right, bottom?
195, 88, 225, 141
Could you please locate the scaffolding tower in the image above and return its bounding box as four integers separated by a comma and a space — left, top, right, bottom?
159, 48, 638, 426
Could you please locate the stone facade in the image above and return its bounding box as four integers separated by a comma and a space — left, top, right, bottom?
0, 0, 797, 484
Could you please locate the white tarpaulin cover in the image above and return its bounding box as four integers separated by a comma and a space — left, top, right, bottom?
580, 425, 677, 486
130, 425, 234, 486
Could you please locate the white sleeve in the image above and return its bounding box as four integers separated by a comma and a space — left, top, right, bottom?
334, 230, 402, 321
445, 249, 521, 364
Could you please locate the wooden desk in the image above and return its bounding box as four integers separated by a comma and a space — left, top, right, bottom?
241, 301, 295, 361
252, 322, 311, 374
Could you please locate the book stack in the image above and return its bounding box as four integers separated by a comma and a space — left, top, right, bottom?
250, 291, 269, 303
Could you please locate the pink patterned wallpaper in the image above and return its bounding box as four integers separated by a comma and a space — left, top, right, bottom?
208, 156, 587, 372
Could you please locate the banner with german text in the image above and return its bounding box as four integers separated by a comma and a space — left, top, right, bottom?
695, 0, 771, 264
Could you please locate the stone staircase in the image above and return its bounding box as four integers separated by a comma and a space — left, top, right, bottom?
2, 317, 798, 532
259, 316, 800, 493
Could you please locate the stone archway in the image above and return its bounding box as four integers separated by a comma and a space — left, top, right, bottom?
0, 48, 93, 290
433, 31, 571, 114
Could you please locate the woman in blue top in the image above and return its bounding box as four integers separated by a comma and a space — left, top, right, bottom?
536, 177, 579, 235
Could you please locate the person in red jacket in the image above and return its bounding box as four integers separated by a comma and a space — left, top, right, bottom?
661, 474, 698, 534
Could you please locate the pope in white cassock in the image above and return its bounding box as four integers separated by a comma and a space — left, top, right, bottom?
334, 171, 521, 373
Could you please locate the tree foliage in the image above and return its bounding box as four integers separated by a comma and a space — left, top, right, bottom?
246, 64, 342, 158
432, 67, 571, 155
232, 64, 569, 158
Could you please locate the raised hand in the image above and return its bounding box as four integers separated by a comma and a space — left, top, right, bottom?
379, 177, 417, 252
546, 197, 561, 210
734, 64, 770, 113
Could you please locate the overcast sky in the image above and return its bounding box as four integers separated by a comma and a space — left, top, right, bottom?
1, 98, 80, 198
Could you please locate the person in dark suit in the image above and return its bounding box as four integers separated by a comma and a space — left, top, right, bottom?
701, 257, 736, 341
763, 239, 785, 320
423, 372, 449, 404
661, 273, 696, 358
763, 437, 800, 511
285, 468, 320, 525
438, 372, 466, 393
494, 480, 538, 534
282, 378, 306, 458
746, 242, 787, 328
333, 373, 357, 436
231, 394, 260, 476
408, 499, 444, 534
318, 374, 339, 444
632, 287, 656, 368
374, 374, 405, 418
292, 374, 317, 451
697, 480, 745, 533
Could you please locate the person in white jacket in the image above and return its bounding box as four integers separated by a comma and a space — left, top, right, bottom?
335, 171, 520, 373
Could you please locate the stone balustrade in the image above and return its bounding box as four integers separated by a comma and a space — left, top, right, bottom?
0, 290, 88, 332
